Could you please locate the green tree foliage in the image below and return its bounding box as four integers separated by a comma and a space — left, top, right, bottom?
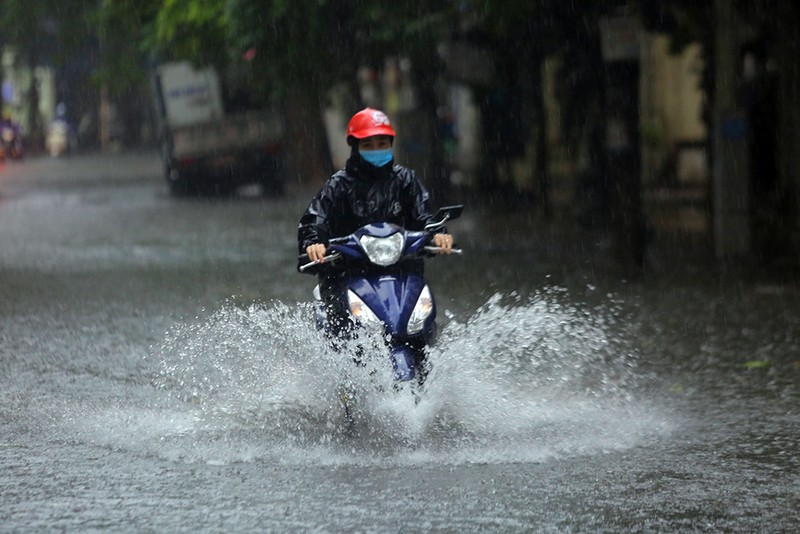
221, 0, 457, 183
95, 0, 228, 95
0, 1, 60, 65
151, 0, 228, 66
223, 0, 454, 102
92, 1, 158, 97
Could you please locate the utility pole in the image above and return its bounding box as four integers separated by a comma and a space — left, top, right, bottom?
712, 0, 750, 259
600, 14, 646, 274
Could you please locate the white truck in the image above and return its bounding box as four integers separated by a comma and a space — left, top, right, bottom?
152, 61, 284, 195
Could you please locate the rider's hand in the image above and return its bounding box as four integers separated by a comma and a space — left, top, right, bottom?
306, 243, 328, 262
432, 233, 454, 254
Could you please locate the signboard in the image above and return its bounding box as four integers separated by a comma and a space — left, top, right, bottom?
157, 61, 224, 128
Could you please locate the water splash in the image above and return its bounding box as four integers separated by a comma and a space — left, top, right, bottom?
78, 290, 671, 466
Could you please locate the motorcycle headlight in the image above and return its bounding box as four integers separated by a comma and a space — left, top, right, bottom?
359, 232, 404, 266
407, 285, 433, 334
347, 290, 381, 325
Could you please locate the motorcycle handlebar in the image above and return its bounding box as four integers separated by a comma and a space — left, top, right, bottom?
299, 246, 461, 272
423, 246, 463, 255
298, 251, 342, 273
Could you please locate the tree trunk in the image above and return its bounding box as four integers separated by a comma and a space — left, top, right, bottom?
775, 3, 800, 256
283, 86, 333, 186
409, 54, 450, 203
605, 60, 646, 274
25, 56, 45, 153
711, 0, 751, 259
531, 54, 551, 219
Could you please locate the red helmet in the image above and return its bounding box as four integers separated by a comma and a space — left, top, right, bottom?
346, 108, 396, 140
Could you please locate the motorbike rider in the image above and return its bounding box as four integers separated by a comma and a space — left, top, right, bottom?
1, 111, 23, 160
298, 107, 454, 332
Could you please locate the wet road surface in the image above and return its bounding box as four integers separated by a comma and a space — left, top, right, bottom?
1, 152, 798, 532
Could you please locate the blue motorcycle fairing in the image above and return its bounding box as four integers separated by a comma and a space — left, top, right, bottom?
403, 231, 430, 255
391, 345, 417, 381
353, 222, 403, 239
347, 272, 436, 337
329, 236, 365, 260
318, 221, 444, 383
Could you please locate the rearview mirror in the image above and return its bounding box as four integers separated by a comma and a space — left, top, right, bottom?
425, 205, 463, 231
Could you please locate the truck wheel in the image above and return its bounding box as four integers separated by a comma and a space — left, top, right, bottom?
261, 179, 285, 197
260, 168, 286, 196
166, 166, 193, 196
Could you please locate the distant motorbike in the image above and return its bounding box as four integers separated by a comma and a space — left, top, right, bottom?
46, 118, 72, 157
45, 103, 77, 157
0, 119, 23, 160
299, 205, 463, 387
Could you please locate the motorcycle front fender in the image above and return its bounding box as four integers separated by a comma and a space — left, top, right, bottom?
391, 345, 417, 382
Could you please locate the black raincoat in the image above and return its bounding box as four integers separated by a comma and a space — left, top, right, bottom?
297, 152, 434, 260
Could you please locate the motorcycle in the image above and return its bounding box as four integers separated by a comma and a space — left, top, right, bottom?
299, 205, 463, 387
0, 119, 23, 160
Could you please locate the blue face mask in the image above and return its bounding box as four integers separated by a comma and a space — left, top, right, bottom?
359, 148, 393, 167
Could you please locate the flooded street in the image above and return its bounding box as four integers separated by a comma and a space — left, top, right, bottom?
1, 153, 798, 532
